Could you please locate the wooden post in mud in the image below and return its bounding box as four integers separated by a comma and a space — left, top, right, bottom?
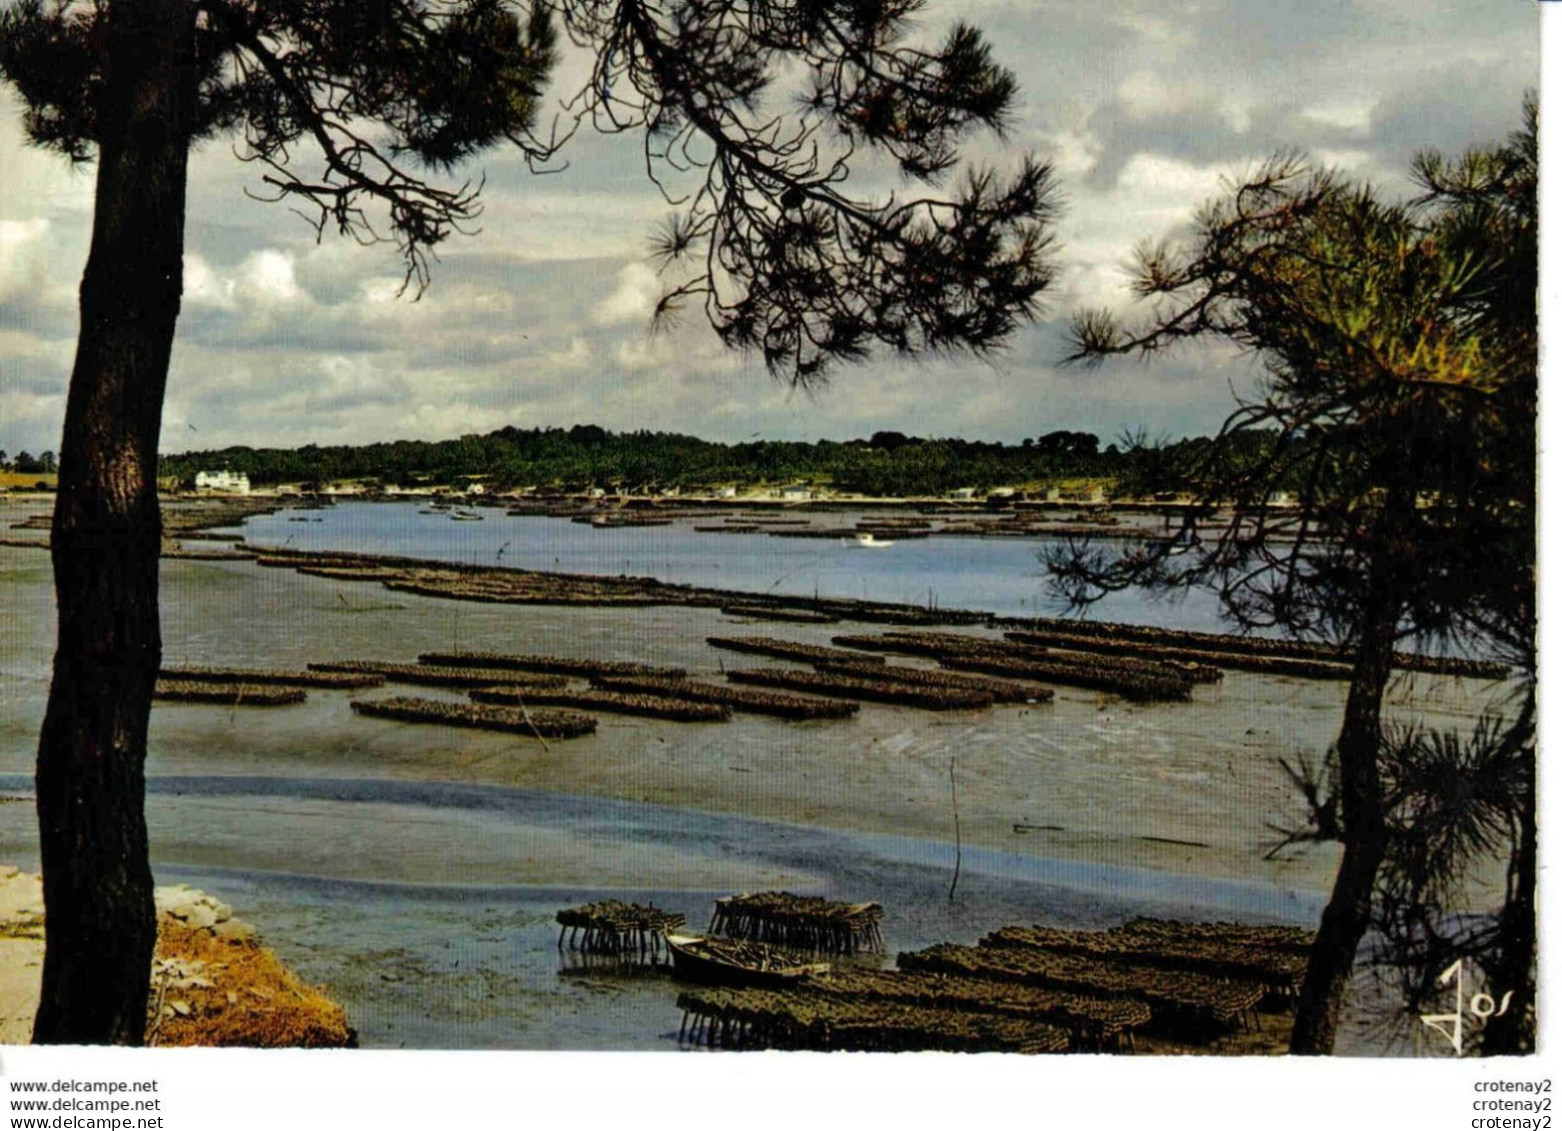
948, 758, 963, 902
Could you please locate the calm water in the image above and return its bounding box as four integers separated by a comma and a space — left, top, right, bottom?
240, 501, 1233, 628
0, 501, 1364, 1051
0, 774, 1321, 1050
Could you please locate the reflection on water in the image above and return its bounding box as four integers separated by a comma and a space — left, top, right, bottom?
0, 509, 1384, 1051
241, 501, 1233, 627
0, 771, 1319, 1049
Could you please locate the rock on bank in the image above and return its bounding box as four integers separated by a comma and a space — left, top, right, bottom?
0, 867, 353, 1047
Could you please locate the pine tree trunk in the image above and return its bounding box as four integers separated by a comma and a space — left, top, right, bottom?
32, 0, 193, 1046
1288, 500, 1410, 1055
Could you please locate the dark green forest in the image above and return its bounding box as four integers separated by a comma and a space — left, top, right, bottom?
157, 423, 1292, 497
157, 425, 1134, 495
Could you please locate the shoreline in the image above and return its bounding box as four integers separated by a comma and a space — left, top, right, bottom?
0, 501, 1514, 1052
0, 501, 1507, 894
0, 868, 352, 1047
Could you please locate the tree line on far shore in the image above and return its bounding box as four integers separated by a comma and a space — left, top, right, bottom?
154, 425, 1278, 497
0, 450, 57, 475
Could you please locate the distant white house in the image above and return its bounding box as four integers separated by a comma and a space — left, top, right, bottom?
949, 487, 978, 501
715, 486, 738, 499
779, 484, 812, 501
194, 469, 250, 495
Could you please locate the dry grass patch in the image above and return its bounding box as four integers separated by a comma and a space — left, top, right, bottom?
148, 921, 353, 1048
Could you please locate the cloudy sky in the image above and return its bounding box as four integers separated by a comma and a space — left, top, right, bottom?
0, 0, 1539, 457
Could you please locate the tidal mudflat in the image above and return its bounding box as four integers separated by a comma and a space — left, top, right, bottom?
0, 499, 1509, 1051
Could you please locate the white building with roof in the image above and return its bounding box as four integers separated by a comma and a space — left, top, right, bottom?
194, 469, 250, 495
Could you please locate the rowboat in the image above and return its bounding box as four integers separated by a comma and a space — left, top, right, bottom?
664, 934, 830, 987
450, 509, 484, 521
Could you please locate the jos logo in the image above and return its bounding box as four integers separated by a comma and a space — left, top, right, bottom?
1419, 958, 1514, 1055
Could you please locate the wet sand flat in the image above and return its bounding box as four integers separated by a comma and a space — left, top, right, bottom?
0, 535, 1506, 892
0, 510, 1515, 1051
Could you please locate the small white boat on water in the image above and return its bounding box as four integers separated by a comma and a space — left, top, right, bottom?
450, 509, 484, 521
843, 532, 895, 548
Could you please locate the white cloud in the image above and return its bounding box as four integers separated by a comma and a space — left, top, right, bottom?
184, 253, 236, 309
1044, 123, 1103, 179
546, 337, 594, 368
594, 262, 661, 326
1108, 5, 1202, 49
1113, 153, 1236, 213
1219, 98, 1254, 135
1116, 70, 1191, 119
478, 188, 670, 262
1300, 102, 1376, 136
0, 95, 94, 224
237, 250, 304, 306
359, 276, 407, 306
184, 248, 309, 313
0, 2, 1538, 454
398, 400, 522, 439
1314, 149, 1376, 174
612, 318, 744, 378
0, 390, 67, 449
0, 219, 50, 304
0, 218, 47, 247
1057, 152, 1244, 313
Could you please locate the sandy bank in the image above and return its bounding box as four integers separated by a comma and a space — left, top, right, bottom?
0, 868, 351, 1047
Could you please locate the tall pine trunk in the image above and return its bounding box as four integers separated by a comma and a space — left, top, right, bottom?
33, 0, 193, 1045
1288, 493, 1411, 1055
